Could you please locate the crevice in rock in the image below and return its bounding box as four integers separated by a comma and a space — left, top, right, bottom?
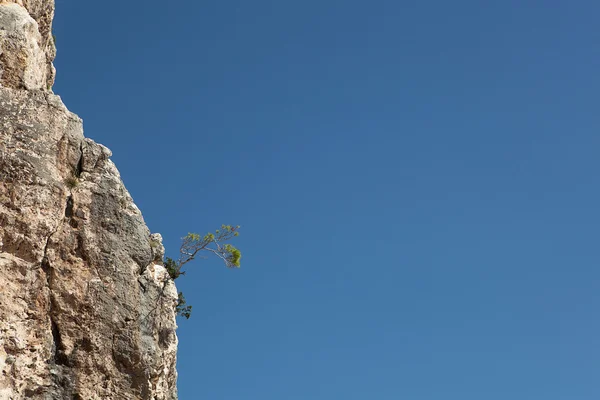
75, 143, 83, 177
41, 232, 54, 282
41, 215, 65, 280
41, 223, 69, 367
50, 318, 69, 366
138, 280, 147, 293
64, 195, 74, 218
44, 237, 67, 366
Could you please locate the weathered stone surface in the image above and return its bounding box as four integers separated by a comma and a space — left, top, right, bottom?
0, 86, 179, 399
0, 2, 179, 395
0, 2, 179, 397
0, 1, 55, 90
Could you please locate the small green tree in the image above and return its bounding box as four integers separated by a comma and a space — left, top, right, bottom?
175, 292, 192, 320
167, 225, 241, 319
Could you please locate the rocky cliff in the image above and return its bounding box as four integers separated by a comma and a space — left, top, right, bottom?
0, 1, 179, 399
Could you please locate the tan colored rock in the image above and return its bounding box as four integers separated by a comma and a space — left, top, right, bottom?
0, 1, 55, 90
0, 87, 179, 399
1, 0, 55, 44
0, 1, 179, 396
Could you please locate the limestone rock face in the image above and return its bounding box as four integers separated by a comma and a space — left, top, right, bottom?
0, 1, 178, 399
0, 1, 55, 90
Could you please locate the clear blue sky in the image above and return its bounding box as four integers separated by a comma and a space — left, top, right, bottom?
53, 1, 600, 399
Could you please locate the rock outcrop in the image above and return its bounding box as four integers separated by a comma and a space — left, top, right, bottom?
0, 0, 55, 90
0, 1, 179, 399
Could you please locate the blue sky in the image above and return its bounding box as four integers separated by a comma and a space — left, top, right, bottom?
53, 1, 600, 399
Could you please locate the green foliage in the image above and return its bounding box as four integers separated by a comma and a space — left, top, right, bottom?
178, 225, 242, 269
64, 176, 78, 189
175, 292, 192, 319
224, 244, 241, 267
167, 225, 242, 318
164, 257, 184, 280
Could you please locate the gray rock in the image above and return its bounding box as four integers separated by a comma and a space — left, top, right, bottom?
0, 3, 51, 90
0, 2, 178, 399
